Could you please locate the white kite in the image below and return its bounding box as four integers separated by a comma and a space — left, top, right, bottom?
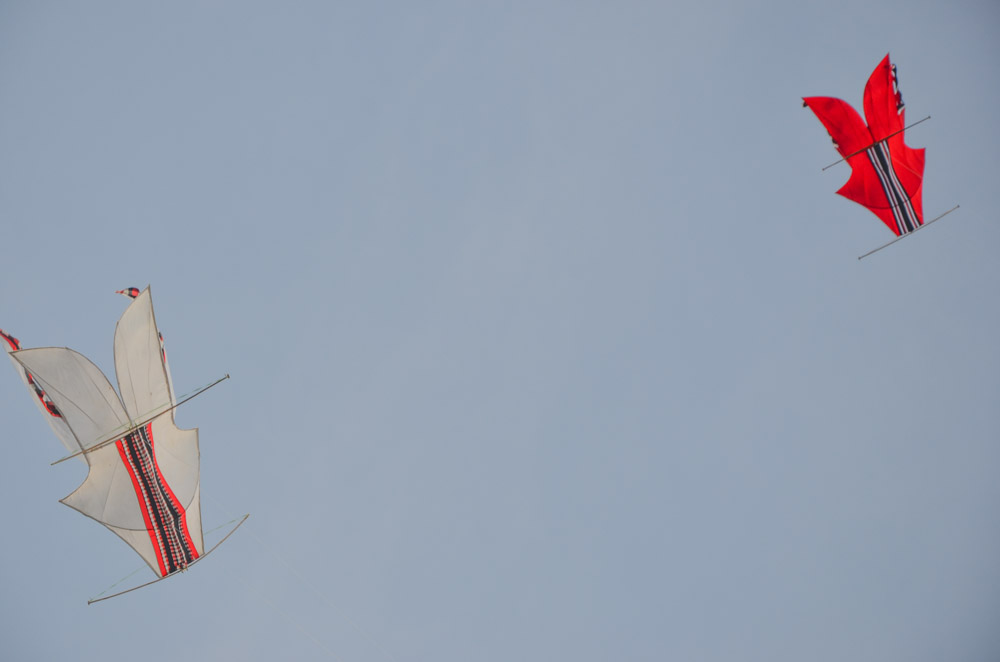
2, 287, 245, 603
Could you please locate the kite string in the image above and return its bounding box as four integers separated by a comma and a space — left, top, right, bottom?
88, 565, 147, 602
210, 497, 399, 662
205, 517, 244, 537
229, 569, 347, 662
246, 523, 399, 662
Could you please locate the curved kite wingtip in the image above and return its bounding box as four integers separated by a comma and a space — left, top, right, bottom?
86, 514, 250, 605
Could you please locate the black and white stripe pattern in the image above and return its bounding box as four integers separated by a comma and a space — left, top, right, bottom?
866, 141, 921, 235
119, 425, 197, 575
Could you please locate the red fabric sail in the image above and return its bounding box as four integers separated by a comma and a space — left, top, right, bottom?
804, 54, 925, 236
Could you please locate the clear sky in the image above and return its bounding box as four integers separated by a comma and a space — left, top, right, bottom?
1, 1, 999, 660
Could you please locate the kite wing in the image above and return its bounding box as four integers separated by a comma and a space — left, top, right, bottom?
804, 54, 925, 236
6, 287, 204, 578
2, 329, 82, 460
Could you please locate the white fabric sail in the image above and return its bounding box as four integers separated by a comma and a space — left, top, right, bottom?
115, 288, 175, 423
2, 331, 83, 461
5, 287, 204, 578
12, 348, 132, 451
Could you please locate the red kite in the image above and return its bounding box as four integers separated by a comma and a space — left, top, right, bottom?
804, 54, 926, 237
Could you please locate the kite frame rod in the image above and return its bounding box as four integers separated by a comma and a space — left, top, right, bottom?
50, 373, 230, 466
857, 205, 960, 260
821, 115, 931, 171
87, 514, 250, 605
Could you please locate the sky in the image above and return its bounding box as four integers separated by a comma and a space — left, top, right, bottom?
1, 1, 999, 660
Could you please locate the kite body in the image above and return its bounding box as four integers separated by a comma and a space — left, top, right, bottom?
804, 54, 925, 236
3, 288, 204, 578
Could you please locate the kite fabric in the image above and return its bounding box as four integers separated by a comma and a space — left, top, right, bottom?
803, 54, 925, 236
1, 329, 79, 458
3, 287, 204, 578
116, 287, 140, 299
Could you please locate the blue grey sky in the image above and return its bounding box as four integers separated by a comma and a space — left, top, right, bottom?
2, 1, 999, 660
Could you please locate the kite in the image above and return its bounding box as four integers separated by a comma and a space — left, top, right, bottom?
2, 287, 246, 603
803, 54, 958, 258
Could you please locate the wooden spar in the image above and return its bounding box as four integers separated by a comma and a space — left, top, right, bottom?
857, 205, 960, 260
87, 514, 250, 605
51, 374, 231, 466
821, 116, 931, 171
